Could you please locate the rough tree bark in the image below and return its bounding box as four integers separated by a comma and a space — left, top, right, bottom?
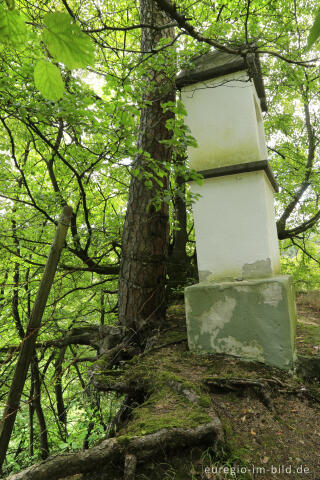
118, 0, 175, 339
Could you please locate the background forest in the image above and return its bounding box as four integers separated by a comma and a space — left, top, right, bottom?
1, 0, 320, 477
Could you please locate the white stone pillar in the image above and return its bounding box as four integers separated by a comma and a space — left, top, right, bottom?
178, 51, 296, 370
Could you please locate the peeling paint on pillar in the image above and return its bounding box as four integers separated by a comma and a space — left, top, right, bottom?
185, 276, 297, 370
242, 258, 273, 279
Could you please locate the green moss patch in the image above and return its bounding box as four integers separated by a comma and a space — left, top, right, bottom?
118, 368, 212, 438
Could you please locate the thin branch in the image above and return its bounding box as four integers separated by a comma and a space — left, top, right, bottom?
61, 0, 76, 19
267, 146, 285, 159
216, 4, 225, 22
290, 237, 320, 265
244, 0, 251, 45
257, 49, 316, 67
47, 280, 116, 306
83, 22, 177, 33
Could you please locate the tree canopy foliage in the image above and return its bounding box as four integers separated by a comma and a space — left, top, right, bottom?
1, 0, 320, 475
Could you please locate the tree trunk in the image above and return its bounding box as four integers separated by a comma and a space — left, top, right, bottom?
54, 347, 68, 442
29, 383, 35, 458
31, 356, 49, 460
118, 0, 175, 339
167, 155, 197, 295
0, 270, 8, 313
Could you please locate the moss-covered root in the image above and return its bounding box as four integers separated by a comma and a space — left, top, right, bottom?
5, 421, 223, 480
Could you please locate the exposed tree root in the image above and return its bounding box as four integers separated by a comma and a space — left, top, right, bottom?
204, 376, 320, 410
204, 376, 286, 390
124, 454, 137, 480
204, 376, 275, 410
5, 420, 222, 480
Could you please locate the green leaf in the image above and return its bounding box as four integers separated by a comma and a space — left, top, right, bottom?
0, 7, 27, 45
58, 442, 69, 450
42, 12, 94, 69
307, 8, 320, 50
34, 60, 65, 102
144, 179, 153, 188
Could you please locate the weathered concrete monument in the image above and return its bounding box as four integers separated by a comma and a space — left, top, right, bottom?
177, 51, 297, 370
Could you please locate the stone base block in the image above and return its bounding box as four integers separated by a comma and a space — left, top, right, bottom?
185, 276, 296, 370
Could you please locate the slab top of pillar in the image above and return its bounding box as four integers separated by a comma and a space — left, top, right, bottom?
176, 50, 267, 112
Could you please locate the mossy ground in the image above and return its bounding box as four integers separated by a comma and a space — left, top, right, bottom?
88, 302, 320, 480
